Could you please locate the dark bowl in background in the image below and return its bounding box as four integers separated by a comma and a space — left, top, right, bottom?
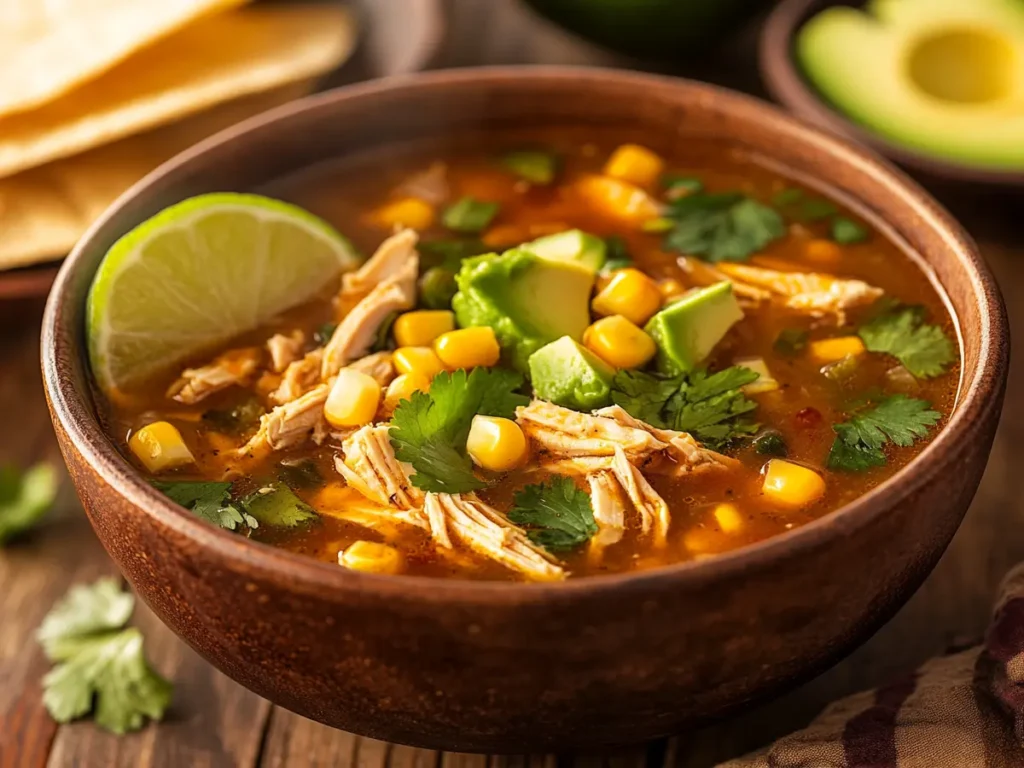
522, 0, 777, 60
761, 0, 1024, 187
42, 67, 1007, 752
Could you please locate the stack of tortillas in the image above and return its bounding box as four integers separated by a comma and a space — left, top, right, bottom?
0, 0, 357, 272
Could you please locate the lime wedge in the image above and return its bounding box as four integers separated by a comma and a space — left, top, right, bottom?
87, 193, 358, 393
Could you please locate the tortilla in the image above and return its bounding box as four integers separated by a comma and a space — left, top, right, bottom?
0, 6, 356, 179
0, 0, 248, 117
0, 83, 313, 272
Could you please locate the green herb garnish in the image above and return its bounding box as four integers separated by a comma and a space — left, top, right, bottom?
37, 578, 172, 734
773, 328, 809, 357
661, 174, 704, 195
508, 476, 597, 551
418, 267, 459, 309
202, 397, 265, 433
858, 304, 955, 378
611, 366, 760, 449
832, 216, 869, 244
313, 322, 337, 346
419, 239, 490, 271
662, 192, 785, 262
242, 483, 318, 528
752, 430, 788, 457
372, 312, 398, 353
826, 395, 941, 472
601, 235, 633, 272
0, 463, 57, 544
501, 150, 558, 185
390, 368, 529, 493
442, 197, 500, 234
152, 480, 258, 532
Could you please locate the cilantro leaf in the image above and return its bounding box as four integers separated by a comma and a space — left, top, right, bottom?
858, 305, 956, 378
501, 150, 558, 185
390, 368, 529, 493
418, 239, 490, 272
242, 483, 317, 528
773, 328, 809, 357
611, 366, 760, 450
663, 192, 785, 262
152, 480, 258, 532
36, 579, 171, 734
832, 217, 868, 244
661, 174, 704, 196
827, 395, 941, 472
508, 476, 597, 551
0, 463, 58, 544
442, 197, 500, 234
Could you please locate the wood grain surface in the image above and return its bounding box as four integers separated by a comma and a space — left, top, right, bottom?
2, 1, 1023, 765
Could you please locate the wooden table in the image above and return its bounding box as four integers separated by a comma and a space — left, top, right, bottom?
3, 3, 1023, 765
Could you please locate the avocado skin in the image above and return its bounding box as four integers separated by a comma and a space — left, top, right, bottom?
529, 336, 615, 411
521, 0, 770, 60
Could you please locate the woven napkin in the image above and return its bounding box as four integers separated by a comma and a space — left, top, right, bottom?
723, 566, 1024, 767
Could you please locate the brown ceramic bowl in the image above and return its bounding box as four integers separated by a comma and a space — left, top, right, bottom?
761, 0, 1024, 187
42, 68, 1008, 752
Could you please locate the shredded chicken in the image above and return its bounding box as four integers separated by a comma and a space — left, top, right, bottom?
240, 382, 329, 454
339, 228, 419, 301
265, 331, 305, 373
678, 256, 769, 304
716, 263, 883, 319
345, 351, 396, 388
424, 493, 565, 581
322, 269, 417, 378
335, 424, 425, 513
394, 162, 449, 206
593, 405, 737, 475
587, 471, 626, 550
167, 347, 262, 404
515, 400, 668, 461
271, 349, 323, 405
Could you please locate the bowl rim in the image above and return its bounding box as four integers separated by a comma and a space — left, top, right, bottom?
759, 0, 1024, 187
42, 65, 1009, 604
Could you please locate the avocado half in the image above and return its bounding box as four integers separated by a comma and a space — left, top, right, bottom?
797, 0, 1024, 169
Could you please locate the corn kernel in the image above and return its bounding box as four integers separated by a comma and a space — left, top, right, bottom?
575, 174, 662, 224
393, 346, 445, 378
583, 315, 657, 370
129, 421, 195, 473
339, 540, 405, 574
713, 503, 744, 533
762, 459, 826, 509
324, 369, 382, 428
434, 327, 501, 369
392, 310, 455, 348
591, 268, 662, 326
805, 238, 842, 264
370, 197, 435, 230
657, 278, 687, 302
384, 372, 430, 411
603, 144, 665, 188
466, 415, 528, 472
808, 336, 866, 364
735, 356, 780, 395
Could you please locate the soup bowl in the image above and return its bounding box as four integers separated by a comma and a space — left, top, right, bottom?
42, 67, 1008, 752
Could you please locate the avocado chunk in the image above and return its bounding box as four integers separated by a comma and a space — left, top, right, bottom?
529, 336, 615, 411
797, 0, 1024, 168
645, 282, 743, 374
523, 229, 606, 272
452, 249, 595, 372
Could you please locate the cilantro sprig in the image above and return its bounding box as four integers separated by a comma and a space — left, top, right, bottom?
508, 476, 596, 551
611, 366, 760, 450
826, 395, 941, 472
858, 304, 956, 379
390, 368, 529, 493
662, 192, 785, 263
152, 480, 258, 532
0, 463, 58, 544
37, 578, 172, 734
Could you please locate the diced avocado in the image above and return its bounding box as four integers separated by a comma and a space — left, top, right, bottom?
797, 0, 1024, 169
645, 281, 743, 374
524, 229, 606, 272
529, 336, 615, 411
452, 249, 595, 372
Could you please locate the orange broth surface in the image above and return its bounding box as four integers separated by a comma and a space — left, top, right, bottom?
101, 129, 960, 581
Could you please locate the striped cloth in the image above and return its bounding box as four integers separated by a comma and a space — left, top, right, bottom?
724, 566, 1024, 767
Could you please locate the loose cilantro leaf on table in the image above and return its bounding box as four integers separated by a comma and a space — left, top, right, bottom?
826, 395, 941, 472
858, 304, 956, 378
390, 368, 529, 493
662, 192, 785, 263
0, 463, 58, 544
36, 578, 172, 734
152, 480, 258, 532
508, 476, 597, 551
442, 196, 500, 234
611, 366, 760, 450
